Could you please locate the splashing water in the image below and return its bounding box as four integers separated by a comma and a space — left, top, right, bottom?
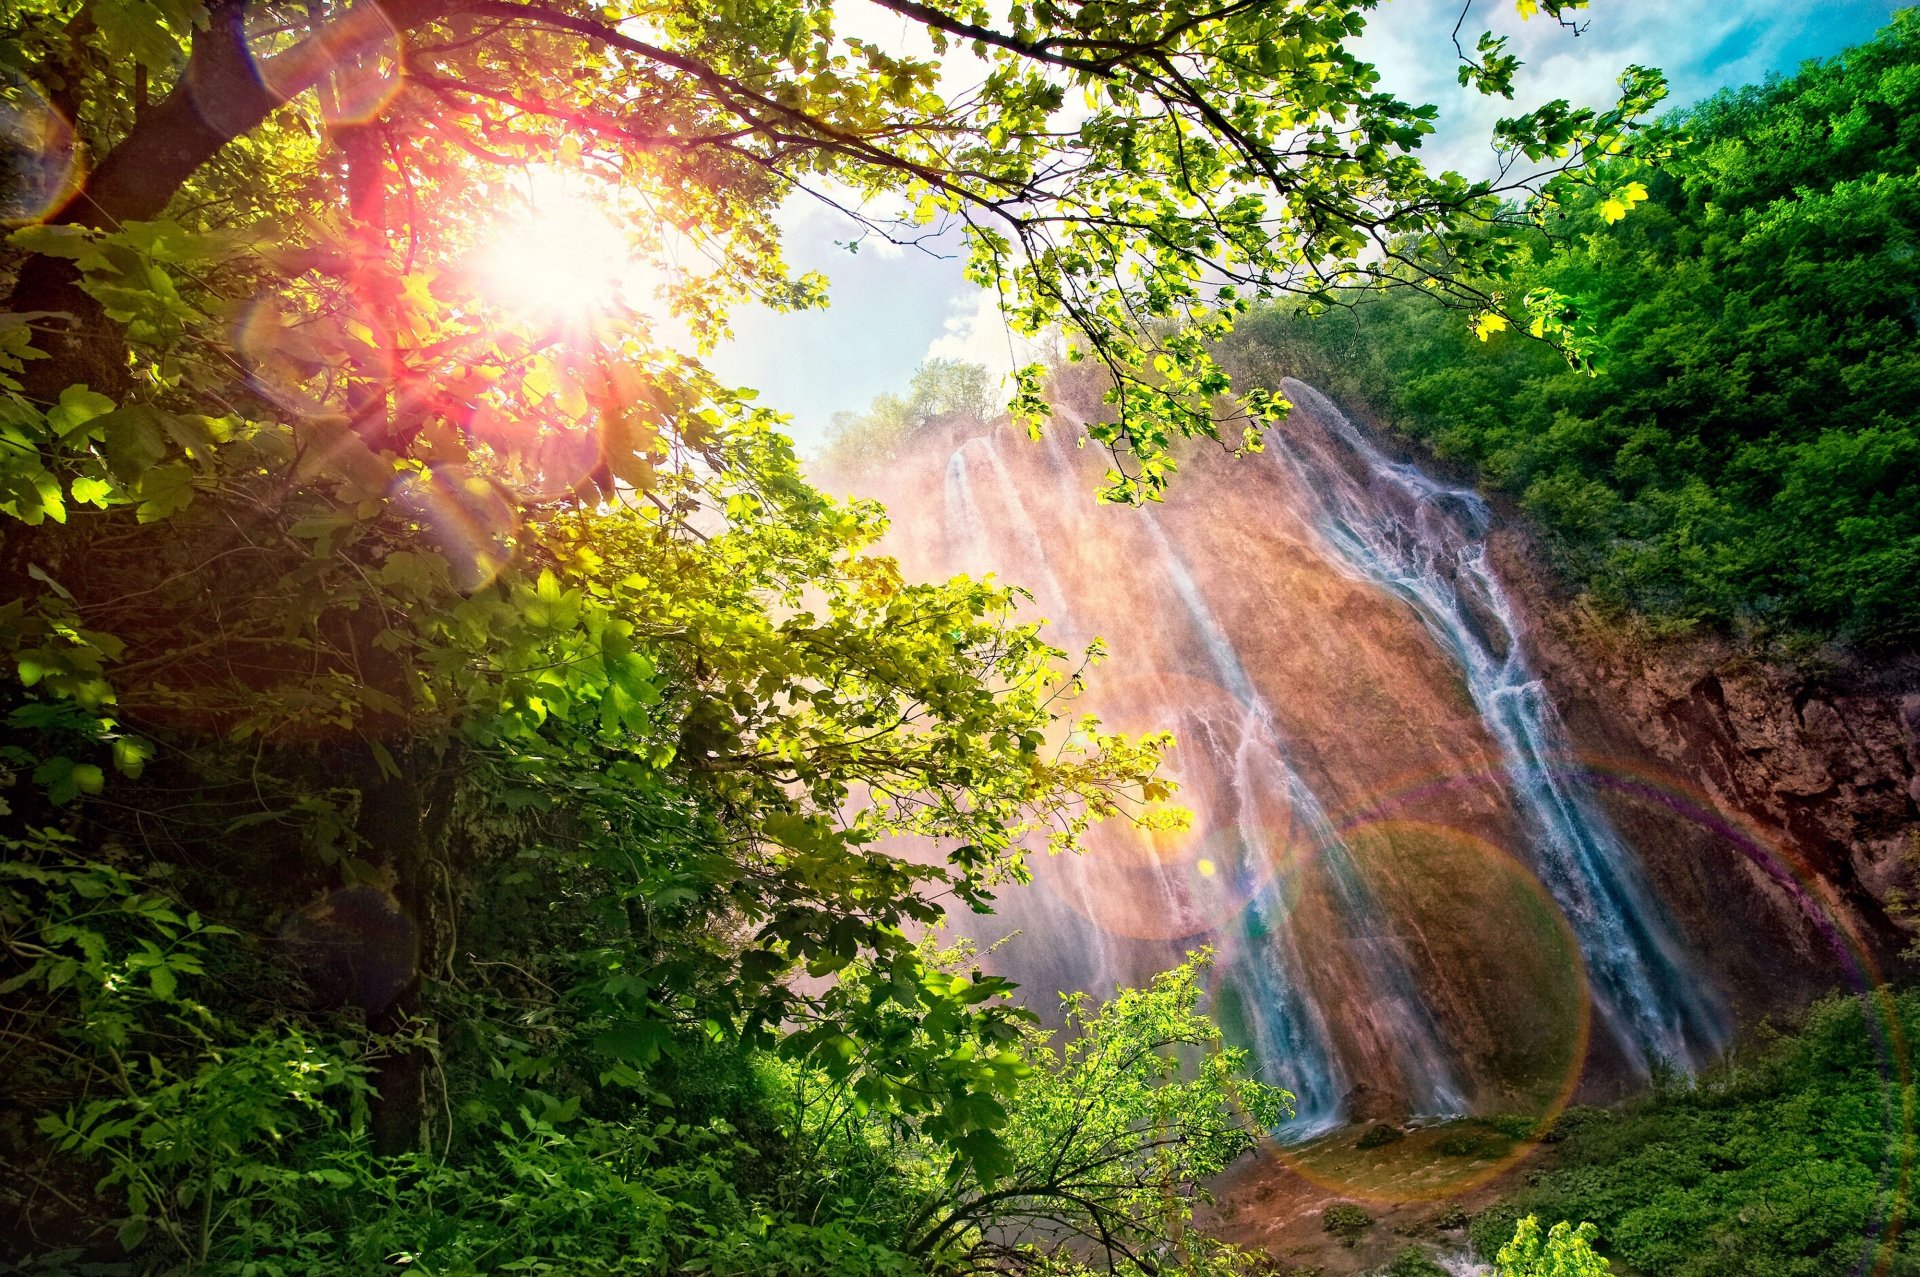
1270, 378, 1730, 1074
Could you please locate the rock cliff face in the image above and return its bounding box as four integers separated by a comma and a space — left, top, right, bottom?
1489, 530, 1920, 1016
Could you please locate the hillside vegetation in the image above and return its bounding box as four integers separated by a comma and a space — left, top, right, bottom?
1231, 13, 1920, 653
1474, 992, 1920, 1277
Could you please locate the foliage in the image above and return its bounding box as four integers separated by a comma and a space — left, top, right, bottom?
1476, 991, 1920, 1277
1321, 1202, 1372, 1245
1228, 12, 1920, 650
0, 0, 1665, 501
1494, 1218, 1610, 1277
1382, 1248, 1448, 1277
6, 823, 1278, 1273
823, 952, 1291, 1273
0, 0, 1677, 1268
819, 358, 999, 478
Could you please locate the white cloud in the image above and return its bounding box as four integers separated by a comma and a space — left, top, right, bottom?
925, 287, 1046, 380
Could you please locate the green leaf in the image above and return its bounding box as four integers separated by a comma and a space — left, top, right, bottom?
34, 756, 105, 805
91, 0, 182, 69
69, 474, 114, 506
48, 386, 116, 438
132, 463, 194, 522
1598, 179, 1649, 223
7, 224, 105, 268
97, 405, 169, 479
111, 736, 154, 778
596, 1020, 674, 1065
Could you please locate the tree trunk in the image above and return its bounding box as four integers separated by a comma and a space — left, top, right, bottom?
349, 746, 436, 1158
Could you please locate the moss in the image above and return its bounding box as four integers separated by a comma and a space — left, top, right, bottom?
1383, 1248, 1449, 1277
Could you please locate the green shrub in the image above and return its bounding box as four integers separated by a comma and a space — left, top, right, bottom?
1484, 1114, 1544, 1141
1323, 1202, 1374, 1245
1384, 1246, 1449, 1277
1473, 990, 1920, 1275
1470, 1203, 1527, 1260
1495, 1217, 1611, 1276
1543, 1107, 1608, 1144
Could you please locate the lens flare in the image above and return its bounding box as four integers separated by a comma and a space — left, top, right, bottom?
462, 401, 597, 499
392, 465, 519, 591
250, 6, 404, 125
1269, 820, 1590, 1203
235, 293, 402, 426
235, 297, 338, 417
1, 72, 78, 225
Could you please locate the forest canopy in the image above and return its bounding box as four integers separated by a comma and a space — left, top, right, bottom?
1230, 11, 1920, 652
0, 0, 1678, 1271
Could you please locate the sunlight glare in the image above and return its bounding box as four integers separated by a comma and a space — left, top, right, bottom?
476, 172, 661, 321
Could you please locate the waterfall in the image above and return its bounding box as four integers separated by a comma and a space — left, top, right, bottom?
924, 394, 1724, 1132
947, 438, 1068, 618
950, 427, 1473, 1127
943, 440, 1125, 1014
1138, 511, 1466, 1120
1270, 378, 1731, 1073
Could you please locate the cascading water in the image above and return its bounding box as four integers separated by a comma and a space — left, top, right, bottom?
946, 431, 1477, 1126
948, 438, 1070, 617
1269, 378, 1731, 1072
943, 441, 1125, 1006
1136, 511, 1465, 1119
906, 384, 1728, 1133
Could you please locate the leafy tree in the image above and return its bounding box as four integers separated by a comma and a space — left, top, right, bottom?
892, 956, 1289, 1272
820, 358, 998, 476
2, 0, 1663, 494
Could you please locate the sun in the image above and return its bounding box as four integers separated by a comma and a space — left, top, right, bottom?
475, 171, 660, 321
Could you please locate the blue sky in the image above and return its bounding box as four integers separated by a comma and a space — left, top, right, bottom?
704, 0, 1906, 452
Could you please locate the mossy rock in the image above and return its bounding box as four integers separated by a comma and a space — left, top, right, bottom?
1356, 1122, 1406, 1150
